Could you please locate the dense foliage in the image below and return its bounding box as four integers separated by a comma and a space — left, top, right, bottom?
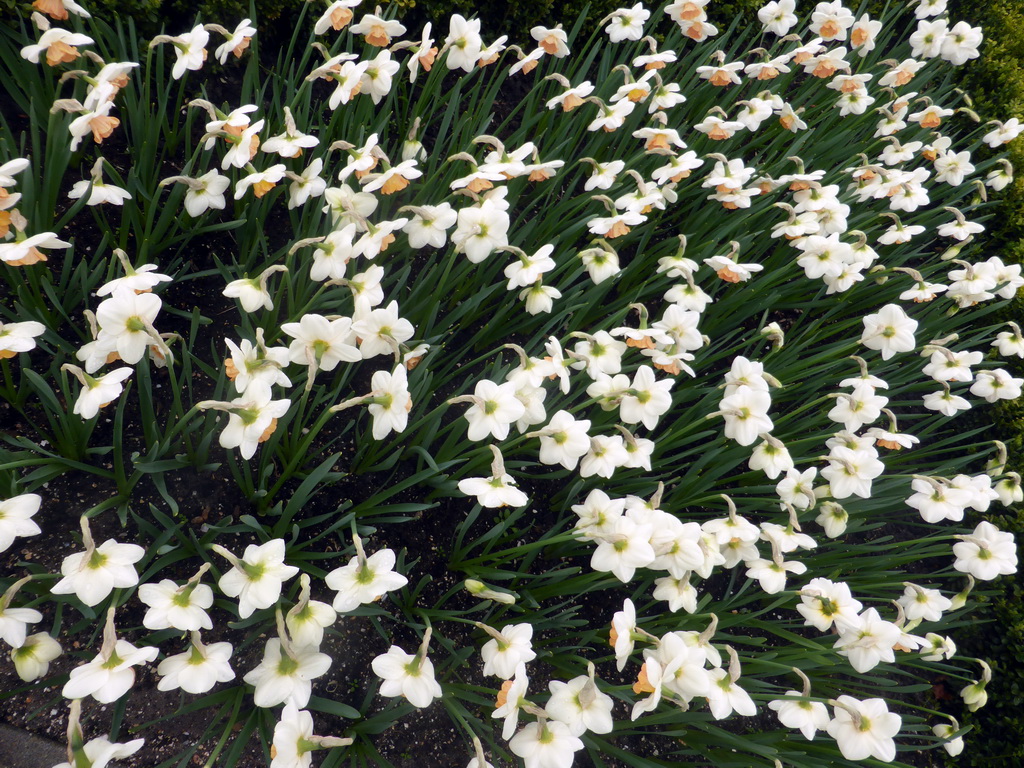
1, 1, 1023, 767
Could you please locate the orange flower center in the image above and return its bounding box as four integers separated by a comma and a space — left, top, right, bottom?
330, 7, 354, 30
259, 417, 278, 443
46, 41, 80, 67
633, 663, 656, 694
380, 174, 410, 195
495, 679, 514, 709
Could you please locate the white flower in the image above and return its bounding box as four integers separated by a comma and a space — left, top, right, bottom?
509, 720, 584, 768
821, 446, 885, 499
212, 539, 299, 619
95, 287, 162, 364
351, 301, 415, 359
199, 383, 291, 460
324, 534, 407, 612
372, 630, 443, 708
898, 583, 952, 623
452, 200, 510, 263
480, 622, 536, 679
932, 722, 965, 756
0, 493, 41, 553
21, 27, 93, 65
769, 691, 831, 740
833, 608, 901, 672
213, 18, 256, 63
827, 696, 901, 762
223, 266, 286, 313
157, 632, 235, 694
590, 515, 655, 582
0, 577, 41, 649
271, 704, 352, 768
403, 203, 457, 248
70, 367, 134, 420
182, 170, 230, 217
282, 314, 360, 373
546, 670, 615, 736
971, 369, 1024, 402
286, 575, 337, 648
798, 578, 862, 632
11, 631, 61, 681
759, 0, 797, 35
63, 609, 157, 702
160, 26, 209, 80
953, 521, 1017, 580
51, 517, 144, 607
454, 380, 525, 442
244, 631, 332, 709
58, 736, 144, 768
138, 568, 214, 632
445, 14, 483, 72
68, 178, 131, 206
717, 385, 773, 446
365, 366, 413, 440
605, 3, 649, 41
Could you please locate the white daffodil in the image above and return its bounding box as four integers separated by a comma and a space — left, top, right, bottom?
51, 517, 144, 607
150, 26, 209, 80
54, 701, 143, 768
324, 533, 407, 612
198, 381, 292, 460
271, 704, 352, 768
212, 538, 299, 618
0, 493, 41, 553
11, 631, 61, 681
546, 664, 615, 736
244, 611, 332, 709
351, 301, 415, 359
0, 577, 41, 649
285, 574, 337, 648
62, 607, 157, 702
458, 445, 529, 508
827, 696, 902, 762
138, 563, 214, 631
371, 628, 443, 708
157, 631, 235, 694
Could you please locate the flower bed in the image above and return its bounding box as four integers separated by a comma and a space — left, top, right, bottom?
1, 0, 1023, 766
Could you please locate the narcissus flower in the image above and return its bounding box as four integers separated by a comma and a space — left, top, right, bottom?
314, 0, 361, 34
547, 666, 615, 736
271, 704, 352, 768
54, 701, 143, 768
244, 611, 332, 708
458, 445, 529, 508
138, 563, 214, 631
157, 631, 235, 694
51, 517, 144, 607
212, 538, 299, 618
150, 26, 209, 80
350, 12, 406, 47
953, 521, 1017, 580
0, 493, 41, 553
0, 231, 71, 266
198, 382, 291, 460
21, 27, 93, 66
827, 696, 902, 762
371, 628, 443, 708
11, 631, 61, 681
62, 608, 158, 702
509, 720, 584, 768
861, 304, 917, 360
325, 533, 408, 612
210, 18, 256, 63
479, 621, 537, 679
